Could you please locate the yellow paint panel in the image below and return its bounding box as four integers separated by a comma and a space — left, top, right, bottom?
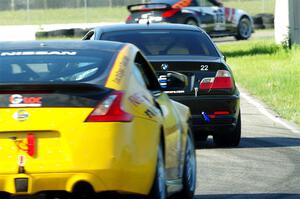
105, 45, 135, 90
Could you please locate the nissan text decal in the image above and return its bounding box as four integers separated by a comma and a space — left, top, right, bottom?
9, 94, 42, 107
0, 51, 77, 56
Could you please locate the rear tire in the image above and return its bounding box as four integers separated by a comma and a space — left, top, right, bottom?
71, 182, 96, 199
173, 130, 196, 199
213, 112, 241, 147
148, 143, 166, 199
185, 18, 199, 26
235, 17, 252, 40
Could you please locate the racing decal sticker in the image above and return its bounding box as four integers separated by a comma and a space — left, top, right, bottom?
0, 51, 77, 56
164, 90, 185, 94
13, 110, 30, 122
128, 92, 158, 119
144, 108, 157, 119
172, 0, 192, 9
18, 155, 26, 167
11, 134, 36, 157
225, 8, 236, 22
105, 45, 133, 90
9, 94, 42, 107
129, 93, 147, 106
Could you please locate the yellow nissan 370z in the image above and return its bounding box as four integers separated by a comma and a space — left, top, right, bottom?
0, 41, 196, 199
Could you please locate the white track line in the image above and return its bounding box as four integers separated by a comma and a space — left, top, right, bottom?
241, 91, 300, 134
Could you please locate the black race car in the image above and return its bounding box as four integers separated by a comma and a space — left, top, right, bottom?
83, 24, 241, 147
126, 0, 253, 40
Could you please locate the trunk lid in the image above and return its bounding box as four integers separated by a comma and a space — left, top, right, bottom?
0, 83, 111, 173
149, 56, 234, 96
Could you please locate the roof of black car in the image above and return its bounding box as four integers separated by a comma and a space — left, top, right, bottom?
94, 23, 204, 33
0, 40, 125, 52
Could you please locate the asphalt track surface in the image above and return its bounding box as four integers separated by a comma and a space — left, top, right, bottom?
212, 29, 274, 43
194, 88, 300, 199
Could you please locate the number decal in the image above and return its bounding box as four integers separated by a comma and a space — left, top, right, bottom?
201, 65, 209, 71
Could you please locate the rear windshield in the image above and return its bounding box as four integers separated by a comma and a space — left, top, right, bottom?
0, 50, 114, 84
150, 0, 180, 4
101, 30, 219, 57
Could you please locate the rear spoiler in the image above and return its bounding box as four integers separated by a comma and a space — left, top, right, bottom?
0, 83, 110, 93
127, 3, 171, 12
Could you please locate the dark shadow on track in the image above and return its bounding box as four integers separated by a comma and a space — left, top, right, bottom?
194, 193, 300, 199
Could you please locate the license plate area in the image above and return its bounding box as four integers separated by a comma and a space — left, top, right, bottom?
15, 178, 28, 193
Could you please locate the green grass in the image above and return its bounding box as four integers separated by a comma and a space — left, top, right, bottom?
0, 7, 128, 25
223, 0, 275, 16
0, 0, 275, 25
217, 40, 300, 124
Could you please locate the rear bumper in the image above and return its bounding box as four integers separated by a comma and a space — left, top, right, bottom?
0, 168, 152, 196
170, 94, 240, 135
0, 116, 160, 196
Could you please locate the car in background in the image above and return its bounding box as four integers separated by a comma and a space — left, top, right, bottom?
83, 24, 241, 147
126, 0, 253, 40
0, 40, 196, 199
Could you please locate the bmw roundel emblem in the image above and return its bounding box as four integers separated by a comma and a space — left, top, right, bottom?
161, 64, 168, 71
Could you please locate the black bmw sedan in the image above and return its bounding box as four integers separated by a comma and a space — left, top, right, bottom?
83, 24, 241, 147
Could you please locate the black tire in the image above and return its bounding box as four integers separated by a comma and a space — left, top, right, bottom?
71, 182, 96, 199
148, 143, 166, 199
213, 112, 241, 147
235, 17, 252, 40
185, 18, 199, 26
173, 130, 197, 199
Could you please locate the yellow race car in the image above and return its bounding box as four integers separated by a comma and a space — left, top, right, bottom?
0, 41, 196, 199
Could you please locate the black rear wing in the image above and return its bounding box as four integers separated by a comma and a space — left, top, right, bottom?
127, 3, 171, 13
0, 83, 113, 107
0, 83, 110, 93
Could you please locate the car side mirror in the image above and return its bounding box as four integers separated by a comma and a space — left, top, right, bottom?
158, 71, 188, 90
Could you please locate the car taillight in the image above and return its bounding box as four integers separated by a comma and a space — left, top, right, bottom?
85, 91, 133, 122
208, 111, 230, 118
126, 15, 133, 22
199, 70, 234, 90
162, 9, 180, 18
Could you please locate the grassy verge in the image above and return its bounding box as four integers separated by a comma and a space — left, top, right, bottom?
223, 0, 275, 16
217, 40, 300, 124
0, 7, 128, 25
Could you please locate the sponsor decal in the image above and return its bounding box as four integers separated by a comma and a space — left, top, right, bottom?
129, 93, 145, 106
9, 94, 42, 107
129, 93, 151, 106
158, 75, 168, 89
144, 108, 157, 118
18, 155, 26, 167
13, 110, 30, 122
0, 51, 77, 56
172, 0, 192, 9
225, 8, 236, 22
165, 90, 185, 94
10, 134, 36, 157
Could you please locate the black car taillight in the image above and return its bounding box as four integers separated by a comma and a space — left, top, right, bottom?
85, 91, 133, 122
126, 15, 133, 22
162, 9, 180, 18
199, 70, 234, 90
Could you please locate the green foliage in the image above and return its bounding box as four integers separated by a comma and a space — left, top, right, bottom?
218, 40, 300, 124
